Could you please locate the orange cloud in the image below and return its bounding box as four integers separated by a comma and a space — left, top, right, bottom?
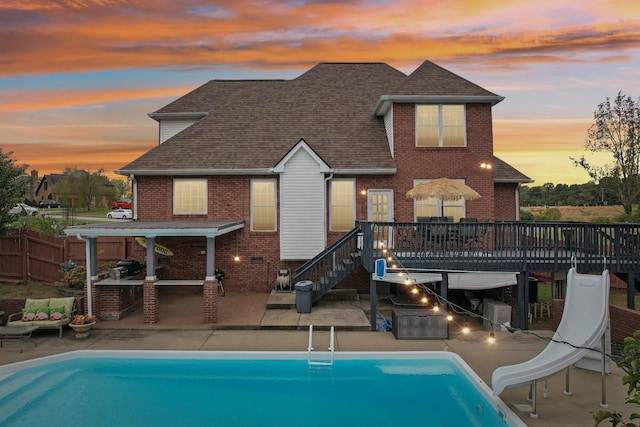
0, 86, 188, 113
1, 1, 638, 77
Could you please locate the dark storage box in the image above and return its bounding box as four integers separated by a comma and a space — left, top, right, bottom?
392, 309, 448, 340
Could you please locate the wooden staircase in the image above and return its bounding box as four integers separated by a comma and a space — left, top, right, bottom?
293, 227, 363, 305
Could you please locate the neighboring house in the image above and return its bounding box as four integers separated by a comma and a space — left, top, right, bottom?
114, 61, 531, 291
34, 173, 66, 202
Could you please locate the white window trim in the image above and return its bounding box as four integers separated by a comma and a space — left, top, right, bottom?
415, 104, 467, 147
251, 179, 277, 232
173, 178, 207, 215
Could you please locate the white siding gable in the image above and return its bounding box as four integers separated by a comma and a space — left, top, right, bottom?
159, 119, 198, 143
384, 108, 394, 158
279, 145, 328, 260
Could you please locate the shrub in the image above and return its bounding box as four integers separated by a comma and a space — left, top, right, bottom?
593, 330, 640, 426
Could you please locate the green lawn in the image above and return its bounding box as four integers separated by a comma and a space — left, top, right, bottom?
537, 282, 640, 310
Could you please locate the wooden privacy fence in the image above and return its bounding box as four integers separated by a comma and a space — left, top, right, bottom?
0, 229, 140, 284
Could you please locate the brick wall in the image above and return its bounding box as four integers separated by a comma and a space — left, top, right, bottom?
552, 299, 640, 344
494, 184, 519, 220
390, 103, 496, 221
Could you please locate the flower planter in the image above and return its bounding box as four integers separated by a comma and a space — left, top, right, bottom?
69, 322, 95, 339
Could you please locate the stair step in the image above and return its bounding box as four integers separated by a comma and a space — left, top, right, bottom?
265, 290, 296, 309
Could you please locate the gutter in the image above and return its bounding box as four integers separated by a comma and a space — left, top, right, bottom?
75, 234, 93, 317
130, 174, 138, 221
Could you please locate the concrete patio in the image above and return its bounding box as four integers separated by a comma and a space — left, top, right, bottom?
0, 290, 632, 427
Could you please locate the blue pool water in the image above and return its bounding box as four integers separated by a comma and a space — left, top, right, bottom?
0, 351, 524, 426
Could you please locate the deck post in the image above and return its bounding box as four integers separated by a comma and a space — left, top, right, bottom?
370, 277, 377, 331
627, 272, 636, 310
440, 273, 448, 310
516, 271, 529, 329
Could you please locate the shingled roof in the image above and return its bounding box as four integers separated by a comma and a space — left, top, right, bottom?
118, 61, 504, 175
493, 156, 533, 183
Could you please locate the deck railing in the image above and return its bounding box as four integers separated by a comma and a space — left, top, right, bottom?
358, 220, 640, 275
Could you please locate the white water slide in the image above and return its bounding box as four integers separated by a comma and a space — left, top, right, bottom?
491, 267, 610, 418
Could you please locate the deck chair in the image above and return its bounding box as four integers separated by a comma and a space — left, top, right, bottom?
275, 267, 291, 292
458, 218, 479, 249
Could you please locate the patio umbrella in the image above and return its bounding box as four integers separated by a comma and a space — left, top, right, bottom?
406, 178, 481, 201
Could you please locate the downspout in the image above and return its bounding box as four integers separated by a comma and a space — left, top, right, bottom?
515, 183, 521, 220
130, 174, 138, 221
324, 172, 334, 247
76, 234, 93, 317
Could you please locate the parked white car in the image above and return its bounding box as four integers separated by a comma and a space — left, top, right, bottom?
9, 203, 38, 216
107, 208, 132, 220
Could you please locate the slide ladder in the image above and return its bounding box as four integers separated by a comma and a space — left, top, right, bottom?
307, 325, 335, 366
491, 266, 610, 418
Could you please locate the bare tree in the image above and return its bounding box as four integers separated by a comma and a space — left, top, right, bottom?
573, 92, 640, 214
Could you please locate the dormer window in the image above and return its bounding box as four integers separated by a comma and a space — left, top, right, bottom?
416, 105, 466, 147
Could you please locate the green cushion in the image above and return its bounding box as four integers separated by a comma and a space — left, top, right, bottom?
49, 297, 75, 316
24, 298, 50, 310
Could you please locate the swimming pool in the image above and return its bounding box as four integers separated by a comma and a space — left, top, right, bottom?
0, 350, 525, 426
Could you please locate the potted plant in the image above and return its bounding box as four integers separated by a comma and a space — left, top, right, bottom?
69, 314, 97, 339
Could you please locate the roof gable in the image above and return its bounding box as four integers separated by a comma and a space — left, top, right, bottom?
272, 139, 331, 173
395, 60, 500, 97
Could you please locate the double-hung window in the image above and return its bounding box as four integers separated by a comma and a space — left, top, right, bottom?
251, 179, 276, 231
416, 105, 465, 147
173, 179, 207, 214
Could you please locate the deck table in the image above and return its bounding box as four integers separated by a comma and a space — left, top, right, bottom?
0, 325, 39, 353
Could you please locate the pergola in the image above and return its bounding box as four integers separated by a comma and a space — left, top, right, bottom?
64, 220, 244, 323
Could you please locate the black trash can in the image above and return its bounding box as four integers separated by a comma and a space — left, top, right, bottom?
295, 280, 313, 313
529, 277, 539, 304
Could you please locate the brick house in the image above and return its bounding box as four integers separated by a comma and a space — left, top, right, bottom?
66, 60, 531, 323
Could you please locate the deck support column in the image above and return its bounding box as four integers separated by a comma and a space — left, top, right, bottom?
516, 271, 529, 329
203, 278, 218, 323
370, 277, 377, 331
143, 278, 159, 324
627, 272, 636, 310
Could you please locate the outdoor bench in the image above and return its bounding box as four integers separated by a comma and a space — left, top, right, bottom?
6, 297, 76, 338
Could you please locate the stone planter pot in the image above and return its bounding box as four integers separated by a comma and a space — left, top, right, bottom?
69, 322, 95, 339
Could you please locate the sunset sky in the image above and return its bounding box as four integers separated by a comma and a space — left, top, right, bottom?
1, 0, 639, 186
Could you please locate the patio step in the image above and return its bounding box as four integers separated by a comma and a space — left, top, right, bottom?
266, 290, 296, 309
265, 288, 359, 309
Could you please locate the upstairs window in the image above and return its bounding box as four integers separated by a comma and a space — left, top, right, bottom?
416, 105, 465, 147
251, 179, 276, 231
174, 179, 207, 214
